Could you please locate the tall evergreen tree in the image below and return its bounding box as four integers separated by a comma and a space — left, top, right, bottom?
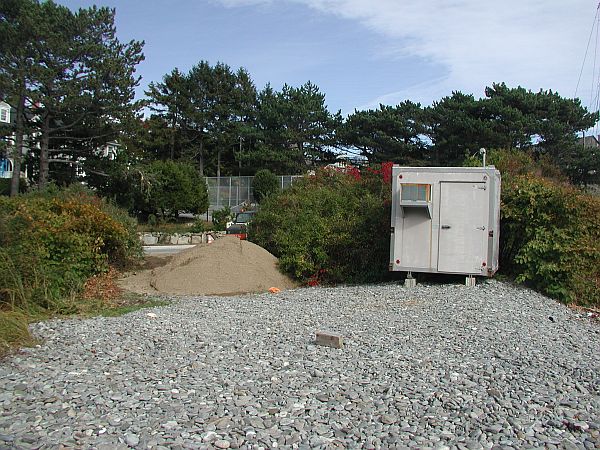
251, 81, 342, 173
0, 0, 39, 195
427, 84, 598, 176
33, 3, 144, 188
426, 92, 497, 166
1, 0, 144, 189
146, 61, 258, 176
146, 68, 188, 160
340, 102, 429, 165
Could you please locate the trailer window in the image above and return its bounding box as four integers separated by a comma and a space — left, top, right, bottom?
401, 184, 431, 202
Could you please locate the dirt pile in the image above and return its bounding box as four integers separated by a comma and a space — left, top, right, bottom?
119, 237, 297, 296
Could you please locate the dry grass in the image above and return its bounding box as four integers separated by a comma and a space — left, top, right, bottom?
1, 262, 168, 359
0, 309, 38, 359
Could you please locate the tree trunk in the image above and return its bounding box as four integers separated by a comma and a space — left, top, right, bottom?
10, 90, 26, 196
38, 114, 51, 189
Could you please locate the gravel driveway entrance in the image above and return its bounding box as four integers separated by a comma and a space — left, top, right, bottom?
1, 281, 599, 449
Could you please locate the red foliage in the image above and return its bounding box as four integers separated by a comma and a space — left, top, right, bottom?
380, 162, 394, 184
365, 161, 393, 184
326, 161, 394, 184
82, 267, 124, 305
346, 166, 361, 181
307, 269, 327, 287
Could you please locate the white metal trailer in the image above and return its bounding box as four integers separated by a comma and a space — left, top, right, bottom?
389, 166, 501, 277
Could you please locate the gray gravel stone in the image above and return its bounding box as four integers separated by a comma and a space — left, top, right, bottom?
1, 280, 599, 449
214, 439, 230, 449
124, 433, 139, 447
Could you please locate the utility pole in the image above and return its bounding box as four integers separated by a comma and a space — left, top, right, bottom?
238, 136, 243, 177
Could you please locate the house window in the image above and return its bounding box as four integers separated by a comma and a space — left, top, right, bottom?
0, 106, 9, 124
0, 158, 13, 174
401, 183, 431, 202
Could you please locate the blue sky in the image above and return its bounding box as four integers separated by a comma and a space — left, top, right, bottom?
59, 0, 598, 117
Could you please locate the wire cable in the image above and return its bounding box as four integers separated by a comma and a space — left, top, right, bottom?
575, 3, 600, 99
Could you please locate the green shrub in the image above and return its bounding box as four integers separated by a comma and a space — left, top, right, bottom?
0, 186, 142, 313
253, 169, 279, 203
103, 160, 209, 219
143, 160, 209, 218
464, 149, 599, 305
212, 206, 232, 231
501, 175, 600, 306
190, 216, 206, 233
249, 167, 391, 284
147, 213, 158, 227
463, 148, 569, 182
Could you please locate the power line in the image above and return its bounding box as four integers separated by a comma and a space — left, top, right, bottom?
591, 13, 599, 111
575, 3, 600, 99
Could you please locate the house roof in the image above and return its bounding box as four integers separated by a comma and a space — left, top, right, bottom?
578, 135, 600, 148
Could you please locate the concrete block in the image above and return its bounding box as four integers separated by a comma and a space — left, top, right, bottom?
142, 233, 158, 245
190, 234, 203, 244
405, 277, 417, 288
315, 331, 343, 349
177, 235, 191, 245
157, 233, 171, 245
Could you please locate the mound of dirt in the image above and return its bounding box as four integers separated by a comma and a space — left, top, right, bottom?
119, 237, 297, 296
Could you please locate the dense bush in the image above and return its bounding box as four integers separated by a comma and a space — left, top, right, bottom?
212, 206, 232, 231
141, 160, 209, 219
463, 148, 568, 181
0, 186, 142, 313
250, 165, 392, 284
501, 175, 599, 305
253, 169, 279, 203
464, 149, 599, 305
96, 159, 209, 220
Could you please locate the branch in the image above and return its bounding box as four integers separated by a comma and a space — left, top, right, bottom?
49, 130, 117, 142
50, 111, 94, 133
47, 158, 109, 177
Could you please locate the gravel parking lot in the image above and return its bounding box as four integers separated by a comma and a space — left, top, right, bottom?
1, 280, 599, 449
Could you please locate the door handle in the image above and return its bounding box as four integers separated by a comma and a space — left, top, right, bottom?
441, 225, 451, 229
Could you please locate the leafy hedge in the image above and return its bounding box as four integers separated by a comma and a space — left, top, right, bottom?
250, 165, 392, 284
0, 186, 142, 313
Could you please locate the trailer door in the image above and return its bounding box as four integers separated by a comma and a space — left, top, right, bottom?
437, 182, 488, 274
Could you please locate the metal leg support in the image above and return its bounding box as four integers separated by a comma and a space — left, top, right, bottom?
465, 276, 476, 287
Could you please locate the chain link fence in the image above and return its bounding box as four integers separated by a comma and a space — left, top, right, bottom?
205, 175, 302, 212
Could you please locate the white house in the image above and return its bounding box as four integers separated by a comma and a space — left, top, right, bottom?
0, 101, 10, 125
0, 100, 18, 180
